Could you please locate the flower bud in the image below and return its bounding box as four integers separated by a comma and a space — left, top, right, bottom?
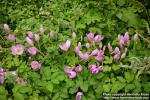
4, 24, 9, 32
85, 43, 90, 48
25, 37, 33, 46
72, 32, 76, 39
34, 34, 40, 42
8, 34, 16, 41
75, 64, 82, 72
134, 32, 138, 43
28, 31, 34, 39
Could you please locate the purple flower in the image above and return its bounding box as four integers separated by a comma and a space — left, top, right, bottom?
0, 76, 4, 84
76, 92, 83, 100
114, 54, 120, 62
11, 44, 24, 55
89, 64, 98, 74
72, 32, 76, 39
95, 50, 104, 62
119, 36, 125, 48
25, 37, 33, 46
28, 47, 37, 55
68, 71, 76, 78
31, 61, 41, 71
124, 32, 129, 42
3, 24, 9, 32
97, 66, 103, 72
0, 68, 4, 76
28, 31, 34, 39
94, 35, 103, 42
114, 47, 120, 55
134, 32, 138, 43
79, 51, 90, 61
75, 64, 82, 72
91, 49, 99, 56
8, 34, 16, 41
86, 43, 90, 48
74, 46, 80, 55
87, 32, 94, 41
34, 34, 40, 42
64, 66, 73, 73
60, 40, 71, 52
40, 25, 45, 33
108, 43, 113, 52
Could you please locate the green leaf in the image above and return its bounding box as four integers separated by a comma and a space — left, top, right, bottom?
14, 93, 24, 100
103, 84, 111, 92
104, 56, 113, 64
124, 72, 134, 83
112, 64, 120, 71
125, 84, 135, 92
103, 66, 111, 72
46, 83, 53, 92
80, 81, 88, 92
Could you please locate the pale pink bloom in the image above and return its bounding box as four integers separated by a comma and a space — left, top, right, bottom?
94, 35, 103, 42
40, 25, 45, 33
102, 45, 106, 52
68, 71, 76, 78
4, 24, 9, 32
5, 71, 17, 75
124, 32, 129, 42
28, 47, 37, 55
28, 31, 34, 39
78, 42, 82, 48
99, 42, 103, 49
86, 43, 90, 48
118, 34, 121, 41
72, 32, 76, 39
25, 37, 33, 46
34, 34, 40, 42
119, 36, 125, 48
114, 54, 120, 62
91, 49, 99, 56
60, 40, 71, 51
64, 66, 73, 73
8, 34, 16, 41
31, 61, 41, 71
74, 46, 80, 55
121, 48, 127, 59
16, 77, 27, 85
79, 51, 90, 61
49, 31, 54, 37
0, 68, 4, 76
108, 43, 113, 52
87, 32, 94, 41
0, 76, 4, 84
76, 92, 83, 100
75, 64, 82, 72
134, 32, 138, 43
114, 47, 120, 55
11, 44, 24, 55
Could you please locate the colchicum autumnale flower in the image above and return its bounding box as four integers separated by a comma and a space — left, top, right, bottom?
3, 24, 9, 32
60, 40, 71, 52
28, 47, 37, 55
8, 34, 16, 41
11, 44, 24, 55
25, 37, 33, 46
31, 61, 41, 71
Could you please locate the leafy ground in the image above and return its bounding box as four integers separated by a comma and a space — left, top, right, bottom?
0, 0, 150, 100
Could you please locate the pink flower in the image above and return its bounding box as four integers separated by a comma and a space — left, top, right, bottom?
68, 71, 76, 78
78, 42, 82, 48
87, 32, 94, 41
94, 35, 103, 42
3, 24, 9, 32
28, 47, 37, 55
60, 40, 71, 52
114, 54, 120, 62
124, 32, 129, 42
31, 61, 41, 71
11, 44, 24, 55
108, 43, 113, 52
79, 51, 90, 61
89, 65, 103, 74
86, 43, 90, 48
0, 76, 4, 84
91, 49, 99, 56
118, 34, 121, 41
114, 47, 120, 55
75, 64, 82, 72
97, 66, 103, 72
34, 34, 40, 42
95, 50, 104, 62
72, 32, 76, 39
64, 66, 73, 73
76, 92, 83, 100
74, 46, 80, 55
40, 25, 45, 33
134, 32, 138, 43
25, 37, 33, 46
8, 34, 16, 41
119, 36, 125, 48
0, 68, 4, 76
28, 31, 34, 39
